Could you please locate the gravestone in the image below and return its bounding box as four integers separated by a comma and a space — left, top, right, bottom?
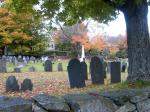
121, 65, 126, 72
6, 75, 19, 92
110, 61, 121, 83
121, 60, 128, 73
57, 63, 63, 71
81, 61, 88, 80
44, 60, 52, 72
29, 66, 36, 72
90, 56, 104, 84
14, 67, 21, 73
0, 59, 7, 73
67, 58, 85, 88
21, 78, 33, 91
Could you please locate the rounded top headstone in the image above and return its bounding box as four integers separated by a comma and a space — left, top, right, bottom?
68, 58, 80, 67
91, 56, 101, 66
6, 75, 19, 92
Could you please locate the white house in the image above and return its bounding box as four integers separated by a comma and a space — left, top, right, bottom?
46, 37, 55, 51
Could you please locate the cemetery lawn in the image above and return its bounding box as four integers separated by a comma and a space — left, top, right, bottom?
1, 71, 150, 99
7, 60, 70, 72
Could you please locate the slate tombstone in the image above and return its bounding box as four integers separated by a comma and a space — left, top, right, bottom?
110, 61, 121, 83
81, 61, 88, 80
67, 58, 85, 88
57, 63, 63, 71
6, 75, 19, 92
21, 78, 33, 91
90, 56, 104, 84
44, 59, 52, 72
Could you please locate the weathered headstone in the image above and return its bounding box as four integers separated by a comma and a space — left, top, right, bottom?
67, 58, 85, 88
110, 61, 121, 83
6, 75, 19, 92
90, 56, 104, 84
21, 78, 33, 91
81, 61, 88, 80
14, 67, 21, 73
18, 55, 23, 62
44, 60, 52, 72
0, 58, 7, 73
57, 63, 63, 71
29, 66, 36, 72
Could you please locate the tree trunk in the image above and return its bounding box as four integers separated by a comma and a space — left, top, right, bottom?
122, 0, 150, 81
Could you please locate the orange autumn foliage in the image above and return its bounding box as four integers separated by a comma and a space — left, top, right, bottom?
0, 7, 31, 47
90, 35, 107, 51
118, 35, 127, 50
107, 44, 119, 53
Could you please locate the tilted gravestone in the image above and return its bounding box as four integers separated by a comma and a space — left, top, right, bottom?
110, 61, 121, 83
57, 63, 63, 71
67, 58, 85, 88
90, 56, 104, 84
6, 75, 19, 92
21, 78, 33, 91
0, 59, 7, 73
29, 66, 36, 72
81, 61, 88, 80
44, 60, 52, 72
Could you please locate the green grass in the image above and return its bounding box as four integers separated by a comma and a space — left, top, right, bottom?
99, 80, 150, 92
6, 59, 90, 73
6, 60, 70, 72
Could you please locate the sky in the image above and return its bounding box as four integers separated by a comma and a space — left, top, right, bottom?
88, 7, 150, 37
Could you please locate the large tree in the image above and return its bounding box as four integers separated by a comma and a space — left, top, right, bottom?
5, 0, 150, 81
41, 0, 150, 82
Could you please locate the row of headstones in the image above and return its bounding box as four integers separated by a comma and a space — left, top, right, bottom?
44, 59, 127, 73
6, 76, 33, 92
13, 62, 63, 73
67, 56, 121, 88
44, 60, 63, 72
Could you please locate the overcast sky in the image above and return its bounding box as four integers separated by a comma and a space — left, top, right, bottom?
88, 7, 150, 37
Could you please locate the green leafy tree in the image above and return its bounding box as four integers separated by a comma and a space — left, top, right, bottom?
41, 0, 150, 82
